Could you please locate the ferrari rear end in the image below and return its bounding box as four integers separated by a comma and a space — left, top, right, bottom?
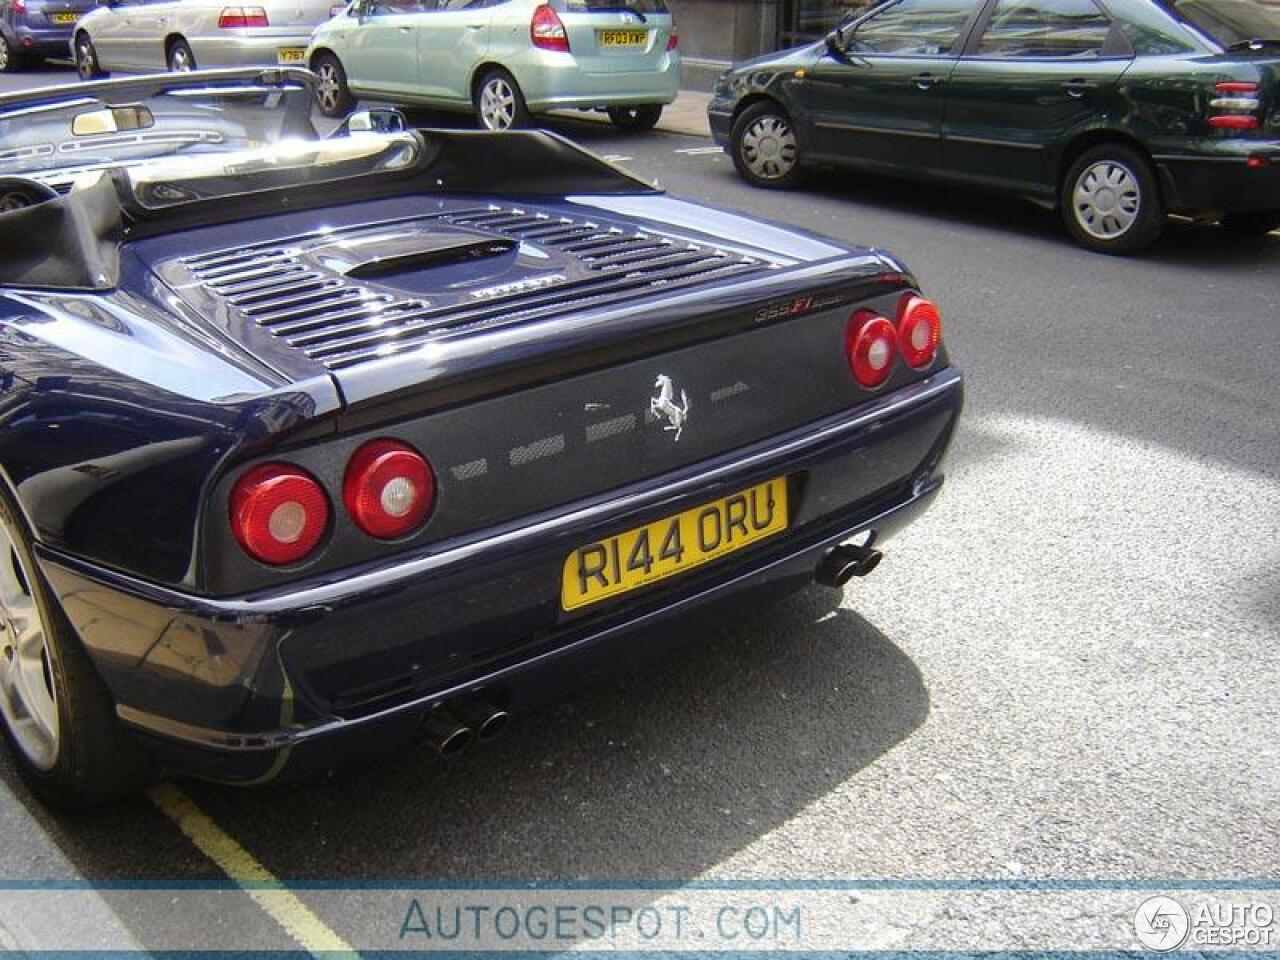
0, 72, 961, 794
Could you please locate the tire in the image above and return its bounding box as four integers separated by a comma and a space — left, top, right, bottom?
312, 52, 354, 119
166, 38, 195, 72
1220, 210, 1280, 237
729, 99, 803, 189
0, 488, 154, 808
607, 104, 662, 133
73, 32, 106, 80
1060, 143, 1164, 255
473, 68, 531, 131
0, 34, 18, 73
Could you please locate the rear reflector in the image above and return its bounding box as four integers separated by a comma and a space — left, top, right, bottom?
667, 24, 678, 50
1247, 154, 1270, 169
531, 4, 569, 52
1209, 115, 1260, 130
231, 464, 329, 565
896, 295, 942, 369
343, 439, 436, 539
845, 311, 898, 389
218, 6, 269, 27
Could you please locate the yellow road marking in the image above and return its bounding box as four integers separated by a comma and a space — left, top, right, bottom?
148, 783, 358, 958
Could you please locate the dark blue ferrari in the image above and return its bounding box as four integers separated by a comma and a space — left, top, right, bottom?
0, 69, 962, 806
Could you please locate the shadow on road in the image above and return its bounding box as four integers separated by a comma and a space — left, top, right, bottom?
5, 588, 929, 885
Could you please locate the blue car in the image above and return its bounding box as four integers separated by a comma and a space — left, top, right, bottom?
1, 0, 94, 71
0, 69, 962, 806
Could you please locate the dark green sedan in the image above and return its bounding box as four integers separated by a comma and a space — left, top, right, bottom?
708, 0, 1280, 253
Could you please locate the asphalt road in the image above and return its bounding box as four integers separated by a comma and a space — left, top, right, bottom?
1, 64, 1278, 952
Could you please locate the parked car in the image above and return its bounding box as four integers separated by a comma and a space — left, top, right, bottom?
306, 0, 680, 130
1, 0, 95, 71
709, 0, 1280, 254
0, 68, 960, 806
71, 0, 336, 78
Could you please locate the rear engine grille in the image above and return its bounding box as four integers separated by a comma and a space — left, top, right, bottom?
179, 204, 771, 371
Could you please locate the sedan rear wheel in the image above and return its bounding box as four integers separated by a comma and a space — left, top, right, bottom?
1061, 144, 1163, 255
0, 487, 153, 807
730, 100, 802, 189
474, 69, 530, 131
607, 105, 662, 133
74, 33, 105, 80
167, 38, 195, 72
313, 52, 354, 119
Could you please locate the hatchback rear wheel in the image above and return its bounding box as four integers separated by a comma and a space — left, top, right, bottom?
730, 100, 802, 189
313, 52, 354, 119
607, 105, 662, 133
474, 69, 530, 131
0, 36, 17, 73
1061, 144, 1163, 255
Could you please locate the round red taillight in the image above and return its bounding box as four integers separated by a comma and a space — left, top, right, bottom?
230, 464, 329, 566
897, 295, 942, 369
845, 311, 898, 388
343, 439, 435, 539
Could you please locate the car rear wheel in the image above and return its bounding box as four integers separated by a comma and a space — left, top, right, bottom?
167, 38, 196, 72
474, 69, 530, 131
1061, 144, 1163, 255
313, 52, 354, 119
1219, 210, 1280, 237
74, 33, 105, 80
730, 100, 802, 189
0, 34, 24, 73
0, 487, 153, 807
607, 105, 662, 133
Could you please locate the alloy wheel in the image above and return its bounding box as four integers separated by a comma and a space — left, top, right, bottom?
0, 40, 10, 73
0, 523, 59, 772
316, 62, 341, 114
740, 114, 797, 181
75, 38, 95, 80
1072, 160, 1140, 240
479, 77, 516, 131
169, 45, 193, 72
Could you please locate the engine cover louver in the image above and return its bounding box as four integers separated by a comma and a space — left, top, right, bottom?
175, 204, 772, 372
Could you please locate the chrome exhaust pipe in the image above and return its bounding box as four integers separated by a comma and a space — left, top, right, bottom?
815, 542, 882, 588
418, 711, 474, 756
452, 699, 510, 742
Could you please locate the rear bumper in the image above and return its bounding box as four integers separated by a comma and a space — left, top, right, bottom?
1154, 141, 1280, 214
188, 32, 313, 68
8, 23, 76, 55
513, 49, 681, 111
36, 368, 962, 782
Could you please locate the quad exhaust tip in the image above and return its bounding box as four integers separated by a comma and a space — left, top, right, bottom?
815, 542, 882, 588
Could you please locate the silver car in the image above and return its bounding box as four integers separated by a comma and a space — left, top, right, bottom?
72, 0, 336, 78
306, 0, 680, 131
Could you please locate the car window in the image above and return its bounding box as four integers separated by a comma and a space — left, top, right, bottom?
975, 0, 1113, 57
849, 0, 979, 55
554, 0, 669, 12
1158, 0, 1280, 47
366, 0, 433, 14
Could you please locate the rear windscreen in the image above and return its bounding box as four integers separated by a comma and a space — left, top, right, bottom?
1159, 0, 1280, 47
554, 0, 669, 12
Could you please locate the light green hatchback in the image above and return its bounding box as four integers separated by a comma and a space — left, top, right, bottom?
306, 0, 680, 130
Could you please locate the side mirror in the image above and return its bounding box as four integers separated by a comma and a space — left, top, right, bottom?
825, 28, 847, 58
339, 108, 406, 135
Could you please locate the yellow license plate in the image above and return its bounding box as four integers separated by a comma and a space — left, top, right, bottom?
598, 28, 647, 47
561, 477, 788, 611
277, 47, 306, 63
50, 12, 79, 23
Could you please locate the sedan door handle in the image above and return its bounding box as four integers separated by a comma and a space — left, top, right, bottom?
465, 22, 484, 28
398, 24, 411, 31
1062, 79, 1097, 97
913, 72, 943, 91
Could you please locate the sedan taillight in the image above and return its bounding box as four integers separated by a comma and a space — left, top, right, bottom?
845, 311, 898, 389
531, 3, 569, 52
343, 439, 436, 539
667, 23, 678, 50
231, 464, 329, 565
1208, 81, 1261, 131
218, 6, 270, 28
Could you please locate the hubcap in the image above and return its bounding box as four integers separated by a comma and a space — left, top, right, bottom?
316, 63, 340, 112
1073, 160, 1140, 240
0, 523, 59, 771
479, 78, 515, 131
170, 46, 192, 71
740, 115, 797, 180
